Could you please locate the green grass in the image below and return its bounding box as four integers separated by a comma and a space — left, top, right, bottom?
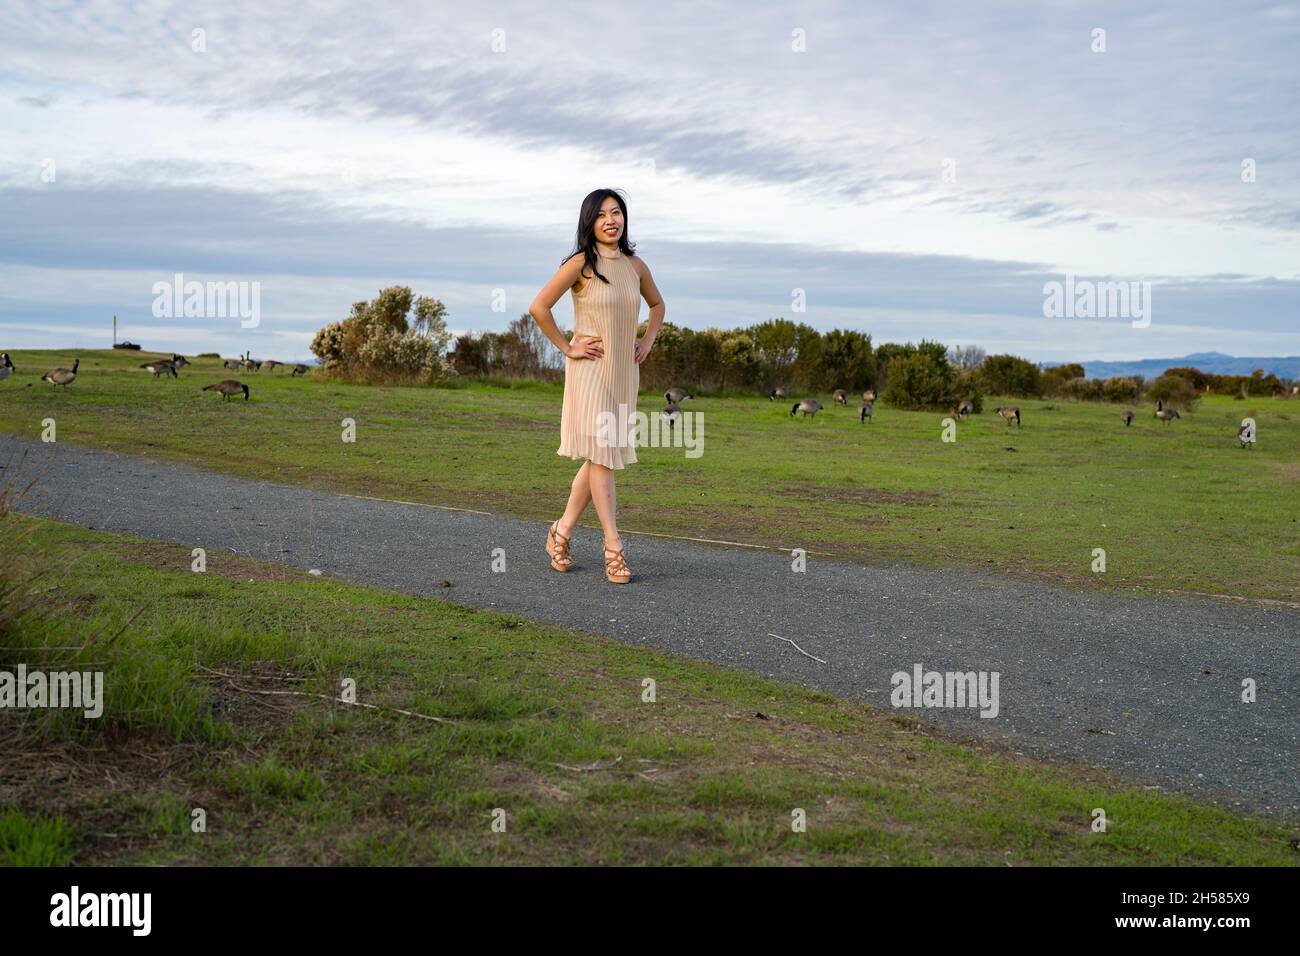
1, 513, 1296, 865
0, 808, 77, 866
1, 348, 1297, 603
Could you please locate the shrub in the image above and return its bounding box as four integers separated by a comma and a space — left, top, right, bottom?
976, 354, 1043, 397
1042, 363, 1085, 396
310, 286, 454, 385
1145, 373, 1201, 411
719, 332, 763, 391
1101, 375, 1143, 403
955, 370, 985, 413
882, 351, 961, 410
1061, 377, 1104, 401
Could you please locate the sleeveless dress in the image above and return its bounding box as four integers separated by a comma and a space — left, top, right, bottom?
557, 251, 641, 470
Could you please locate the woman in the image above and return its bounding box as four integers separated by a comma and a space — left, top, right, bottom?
529, 188, 665, 584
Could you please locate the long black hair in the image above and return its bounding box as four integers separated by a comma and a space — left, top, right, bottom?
562, 187, 635, 286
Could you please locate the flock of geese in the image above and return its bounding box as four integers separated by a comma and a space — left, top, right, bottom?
0, 351, 308, 403
655, 380, 1259, 447
770, 385, 881, 423
0, 351, 1268, 447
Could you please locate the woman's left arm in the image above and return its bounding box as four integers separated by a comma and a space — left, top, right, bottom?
633, 257, 665, 364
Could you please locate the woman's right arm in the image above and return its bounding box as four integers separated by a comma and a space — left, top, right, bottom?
529, 255, 604, 360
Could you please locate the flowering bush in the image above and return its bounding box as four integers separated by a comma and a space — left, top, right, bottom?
309, 287, 453, 384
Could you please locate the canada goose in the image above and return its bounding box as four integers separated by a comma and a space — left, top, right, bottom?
1237, 421, 1256, 448
291, 364, 309, 376
169, 354, 190, 368
1121, 410, 1134, 427
994, 405, 1020, 427
42, 358, 79, 389
769, 386, 788, 401
858, 401, 873, 423
203, 379, 250, 402
223, 359, 242, 371
0, 353, 13, 382
862, 389, 876, 402
954, 400, 974, 419
664, 387, 692, 404
141, 359, 178, 378
262, 359, 282, 372
1154, 399, 1179, 425
662, 403, 682, 429
832, 388, 847, 405
791, 399, 822, 418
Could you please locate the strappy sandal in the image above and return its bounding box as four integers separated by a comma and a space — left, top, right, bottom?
603, 542, 632, 584
546, 521, 572, 572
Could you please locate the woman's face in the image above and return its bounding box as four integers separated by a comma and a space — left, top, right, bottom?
593, 197, 623, 245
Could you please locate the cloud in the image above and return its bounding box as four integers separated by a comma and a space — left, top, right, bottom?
0, 1, 1296, 361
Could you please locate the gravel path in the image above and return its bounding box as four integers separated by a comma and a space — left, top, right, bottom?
4, 434, 1297, 820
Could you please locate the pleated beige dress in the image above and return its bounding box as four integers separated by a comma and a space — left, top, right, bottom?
558, 250, 641, 470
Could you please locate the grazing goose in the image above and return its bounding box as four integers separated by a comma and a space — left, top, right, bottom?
954, 400, 974, 419
0, 353, 14, 382
223, 358, 243, 371
661, 403, 682, 429
769, 386, 788, 401
1237, 420, 1255, 448
858, 401, 873, 423
42, 358, 79, 389
832, 388, 847, 405
1121, 410, 1134, 427
141, 359, 178, 378
994, 405, 1020, 427
169, 354, 190, 369
203, 379, 250, 402
862, 389, 876, 402
664, 387, 692, 404
1154, 399, 1179, 425
291, 364, 309, 376
791, 399, 822, 418
262, 359, 282, 372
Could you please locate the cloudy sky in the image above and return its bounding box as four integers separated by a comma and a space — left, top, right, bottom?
1, 0, 1297, 363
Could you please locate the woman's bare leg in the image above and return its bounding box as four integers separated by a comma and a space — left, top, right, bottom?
586, 462, 622, 549
556, 461, 591, 538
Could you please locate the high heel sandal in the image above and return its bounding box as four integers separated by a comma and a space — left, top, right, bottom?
603, 542, 632, 584
546, 521, 572, 572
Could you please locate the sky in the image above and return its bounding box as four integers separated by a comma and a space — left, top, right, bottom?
0, 0, 1297, 364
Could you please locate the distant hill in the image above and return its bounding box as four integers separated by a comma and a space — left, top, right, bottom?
1067, 352, 1300, 380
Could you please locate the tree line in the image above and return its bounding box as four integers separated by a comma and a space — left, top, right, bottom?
311, 289, 1295, 409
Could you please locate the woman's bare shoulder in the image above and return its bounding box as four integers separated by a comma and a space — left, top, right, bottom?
564, 251, 590, 294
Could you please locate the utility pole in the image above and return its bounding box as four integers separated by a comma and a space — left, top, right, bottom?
113, 314, 117, 345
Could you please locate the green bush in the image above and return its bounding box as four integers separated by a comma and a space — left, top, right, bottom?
976, 354, 1043, 398
1102, 375, 1143, 403
882, 352, 961, 410
1145, 373, 1201, 411
310, 286, 454, 385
